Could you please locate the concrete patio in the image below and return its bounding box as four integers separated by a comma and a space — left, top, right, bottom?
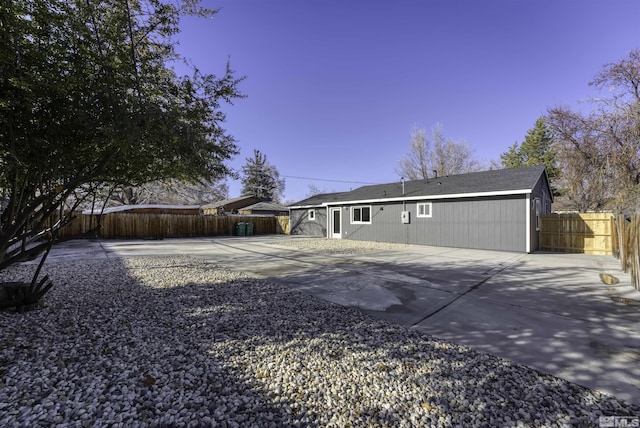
40, 236, 640, 405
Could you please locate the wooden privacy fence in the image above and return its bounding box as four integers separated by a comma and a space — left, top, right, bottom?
540, 212, 640, 290
540, 213, 613, 255
276, 216, 290, 235
57, 213, 290, 240
611, 214, 640, 291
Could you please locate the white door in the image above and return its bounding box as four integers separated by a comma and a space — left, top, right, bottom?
330, 208, 341, 239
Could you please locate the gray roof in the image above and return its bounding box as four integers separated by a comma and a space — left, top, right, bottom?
201, 195, 261, 209
289, 166, 549, 207
288, 191, 352, 207
241, 202, 288, 212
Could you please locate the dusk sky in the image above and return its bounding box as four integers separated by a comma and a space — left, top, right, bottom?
175, 0, 640, 203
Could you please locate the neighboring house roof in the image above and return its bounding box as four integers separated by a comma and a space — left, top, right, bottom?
201, 195, 262, 210
289, 166, 550, 208
82, 204, 200, 215
240, 202, 289, 212
289, 192, 352, 208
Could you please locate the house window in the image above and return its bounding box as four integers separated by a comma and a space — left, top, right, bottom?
308, 209, 315, 221
417, 202, 432, 218
535, 198, 541, 231
351, 206, 371, 224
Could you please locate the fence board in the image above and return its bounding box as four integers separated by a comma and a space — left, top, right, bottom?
612, 214, 640, 291
276, 216, 290, 235
58, 213, 282, 239
540, 213, 613, 255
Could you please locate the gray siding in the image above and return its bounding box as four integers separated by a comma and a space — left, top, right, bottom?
340, 195, 527, 252
290, 207, 327, 236
528, 173, 553, 251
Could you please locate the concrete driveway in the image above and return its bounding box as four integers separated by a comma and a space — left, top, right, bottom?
43, 236, 640, 405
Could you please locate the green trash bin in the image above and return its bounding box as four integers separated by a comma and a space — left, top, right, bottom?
236, 222, 246, 236
246, 222, 254, 236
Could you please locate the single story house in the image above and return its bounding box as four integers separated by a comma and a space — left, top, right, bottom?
288, 165, 553, 253
201, 196, 264, 215
238, 202, 289, 216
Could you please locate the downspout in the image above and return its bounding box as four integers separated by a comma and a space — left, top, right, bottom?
324, 203, 330, 239
402, 177, 406, 211
525, 194, 531, 253
402, 178, 408, 244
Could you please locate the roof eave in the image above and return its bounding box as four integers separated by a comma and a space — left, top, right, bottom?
320, 189, 533, 206
288, 204, 323, 209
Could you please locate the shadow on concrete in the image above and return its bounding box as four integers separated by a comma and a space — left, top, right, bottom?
137, 259, 640, 425
11, 237, 640, 422
266, 249, 640, 406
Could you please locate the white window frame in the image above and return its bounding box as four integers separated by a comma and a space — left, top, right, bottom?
535, 198, 541, 231
308, 209, 316, 221
351, 205, 372, 224
417, 202, 432, 218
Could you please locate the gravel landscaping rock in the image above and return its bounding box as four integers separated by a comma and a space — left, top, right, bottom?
273, 238, 408, 255
1, 254, 639, 427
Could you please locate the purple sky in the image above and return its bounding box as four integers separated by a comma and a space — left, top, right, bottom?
175, 0, 640, 203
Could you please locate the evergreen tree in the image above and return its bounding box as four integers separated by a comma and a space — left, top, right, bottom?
500, 117, 558, 179
500, 142, 525, 169
240, 150, 285, 202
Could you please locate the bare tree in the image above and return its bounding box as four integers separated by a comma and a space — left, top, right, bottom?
169, 181, 230, 205
487, 159, 502, 170
395, 123, 481, 179
306, 184, 334, 197
591, 49, 640, 211
547, 48, 640, 212
431, 124, 481, 176
110, 186, 157, 206
590, 48, 640, 107
109, 179, 229, 206
547, 107, 611, 211
395, 125, 430, 180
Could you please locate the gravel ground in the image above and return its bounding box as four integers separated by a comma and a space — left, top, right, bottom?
1, 249, 640, 427
273, 238, 408, 255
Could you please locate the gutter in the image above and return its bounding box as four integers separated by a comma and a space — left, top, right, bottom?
320, 189, 532, 207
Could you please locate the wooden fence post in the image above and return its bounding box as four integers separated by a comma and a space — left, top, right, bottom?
610, 213, 640, 291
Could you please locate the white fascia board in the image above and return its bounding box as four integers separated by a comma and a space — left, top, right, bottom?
288, 204, 324, 210
326, 207, 331, 239
525, 194, 531, 253
321, 189, 532, 207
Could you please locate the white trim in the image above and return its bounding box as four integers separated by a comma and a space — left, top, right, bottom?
329, 207, 342, 239
308, 209, 316, 221
525, 194, 531, 253
416, 202, 432, 218
321, 189, 532, 207
288, 204, 323, 209
326, 207, 330, 238
350, 205, 372, 224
